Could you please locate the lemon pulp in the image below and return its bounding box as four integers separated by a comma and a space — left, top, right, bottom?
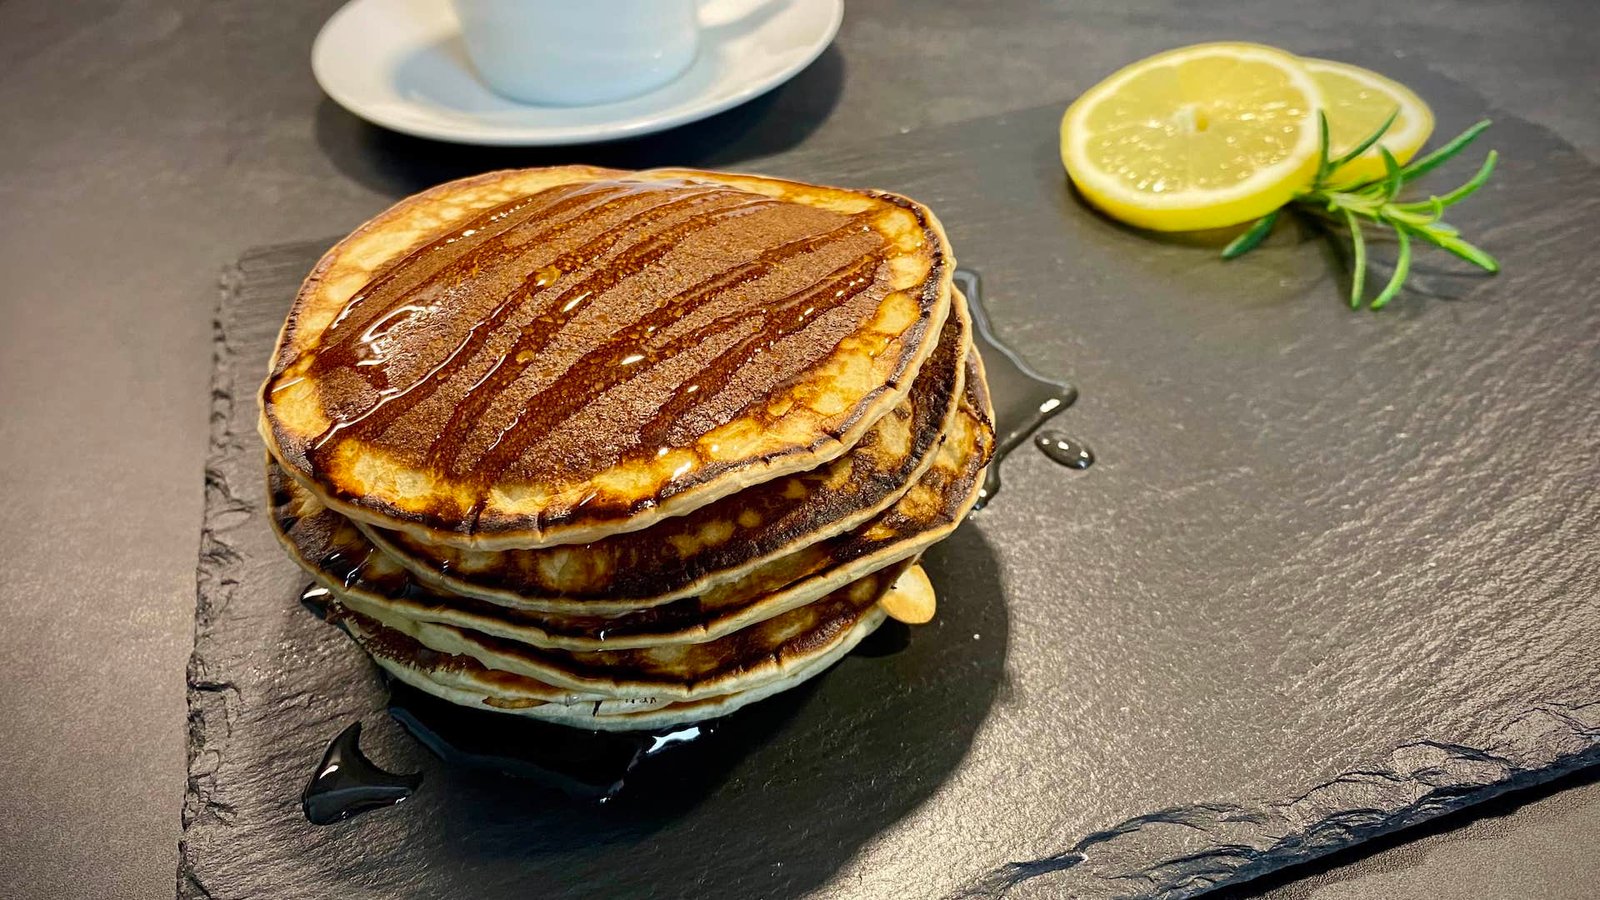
1061, 42, 1325, 231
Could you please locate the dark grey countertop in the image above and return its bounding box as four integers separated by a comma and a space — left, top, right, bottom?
1, 1, 1595, 897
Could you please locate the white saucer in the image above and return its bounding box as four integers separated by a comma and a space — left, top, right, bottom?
312, 0, 843, 146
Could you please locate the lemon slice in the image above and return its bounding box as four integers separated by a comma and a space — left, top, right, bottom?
1304, 57, 1434, 185
1061, 42, 1324, 231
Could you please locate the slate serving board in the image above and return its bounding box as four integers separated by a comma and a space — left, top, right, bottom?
182, 63, 1600, 899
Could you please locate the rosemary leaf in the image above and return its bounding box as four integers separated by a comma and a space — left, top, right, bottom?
1343, 208, 1367, 308
1429, 150, 1498, 207
1222, 210, 1280, 259
1370, 224, 1412, 310
1398, 119, 1492, 183
1412, 228, 1500, 273
1312, 112, 1333, 185
1328, 107, 1400, 172
1379, 147, 1405, 202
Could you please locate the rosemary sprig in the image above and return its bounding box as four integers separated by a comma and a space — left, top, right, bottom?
1223, 111, 1499, 309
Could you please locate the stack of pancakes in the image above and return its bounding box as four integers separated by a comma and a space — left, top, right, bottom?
260, 167, 994, 731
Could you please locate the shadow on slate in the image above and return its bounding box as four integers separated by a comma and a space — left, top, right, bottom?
184, 57, 1600, 899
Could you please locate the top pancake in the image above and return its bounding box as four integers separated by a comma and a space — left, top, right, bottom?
260, 166, 952, 549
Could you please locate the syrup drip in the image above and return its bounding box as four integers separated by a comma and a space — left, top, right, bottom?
387, 683, 710, 801
954, 269, 1080, 509
302, 722, 422, 825
1034, 431, 1094, 469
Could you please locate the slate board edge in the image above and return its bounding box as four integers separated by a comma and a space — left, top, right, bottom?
178, 255, 265, 900
953, 702, 1600, 898
178, 237, 1600, 900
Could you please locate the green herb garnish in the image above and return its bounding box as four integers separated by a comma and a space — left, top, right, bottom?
1223, 112, 1499, 310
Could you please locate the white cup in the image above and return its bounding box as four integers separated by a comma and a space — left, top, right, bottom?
450, 0, 700, 107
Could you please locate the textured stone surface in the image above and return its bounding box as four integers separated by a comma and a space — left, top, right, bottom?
7, 2, 1600, 897
183, 66, 1599, 897
1222, 768, 1600, 900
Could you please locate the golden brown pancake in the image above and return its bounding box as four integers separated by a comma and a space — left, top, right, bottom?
334, 593, 900, 731
260, 167, 983, 731
333, 558, 911, 701
260, 166, 952, 549
266, 346, 993, 650
360, 296, 970, 608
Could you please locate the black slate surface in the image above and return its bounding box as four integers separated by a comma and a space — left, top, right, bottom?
182, 66, 1600, 898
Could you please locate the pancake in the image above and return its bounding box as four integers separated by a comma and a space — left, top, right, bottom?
336, 589, 902, 731
335, 557, 912, 701
267, 343, 993, 651
336, 609, 674, 713
269, 385, 985, 656
261, 166, 953, 550
360, 295, 970, 608
260, 167, 983, 732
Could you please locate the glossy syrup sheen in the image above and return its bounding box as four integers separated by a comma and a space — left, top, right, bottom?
289, 177, 898, 504
299, 606, 716, 818
388, 683, 709, 801
954, 270, 1080, 508
1035, 431, 1094, 469
302, 721, 422, 825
